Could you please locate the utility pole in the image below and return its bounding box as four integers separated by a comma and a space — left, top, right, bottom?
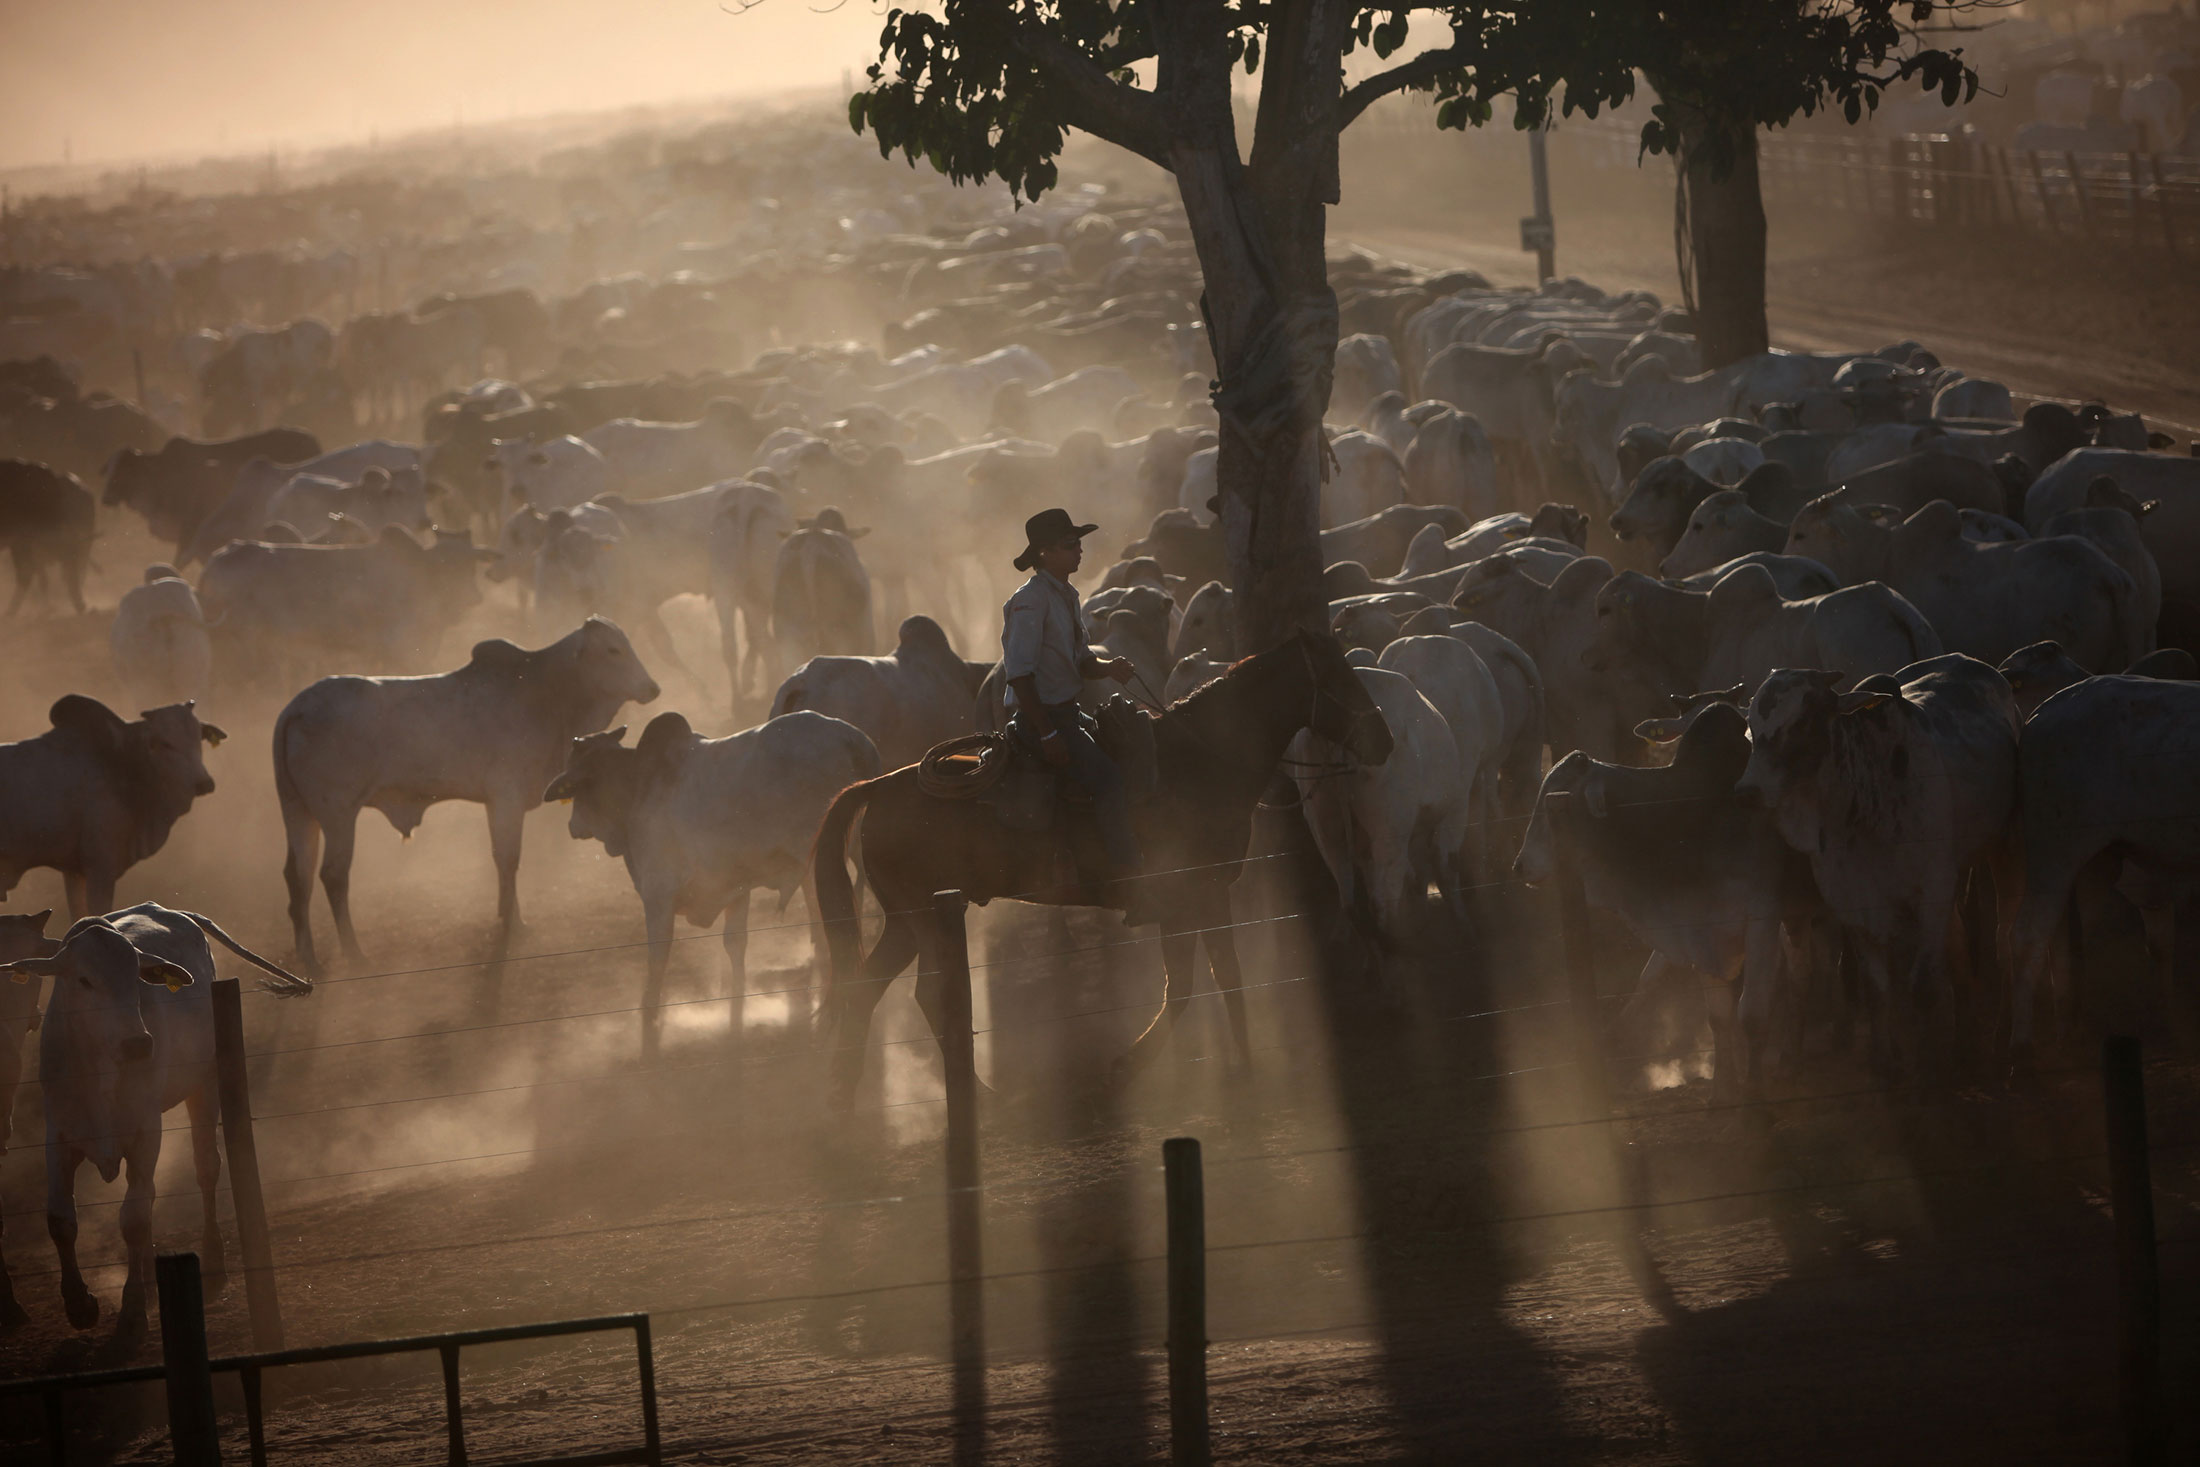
1522, 127, 1556, 283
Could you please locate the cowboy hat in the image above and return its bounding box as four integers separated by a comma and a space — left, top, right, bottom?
1014, 507, 1099, 572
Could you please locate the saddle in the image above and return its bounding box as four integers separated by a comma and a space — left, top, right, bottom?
917, 694, 1158, 835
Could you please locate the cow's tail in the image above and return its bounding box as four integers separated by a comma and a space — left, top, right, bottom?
810, 775, 881, 1032
190, 913, 314, 996
271, 703, 305, 818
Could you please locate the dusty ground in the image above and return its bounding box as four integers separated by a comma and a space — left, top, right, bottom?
4, 144, 2200, 1462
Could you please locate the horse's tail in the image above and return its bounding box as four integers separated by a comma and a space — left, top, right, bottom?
811, 774, 881, 1029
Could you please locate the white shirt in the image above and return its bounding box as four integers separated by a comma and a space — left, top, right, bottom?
1000, 570, 1097, 708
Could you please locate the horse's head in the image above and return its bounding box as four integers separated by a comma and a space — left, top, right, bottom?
1298, 629, 1393, 766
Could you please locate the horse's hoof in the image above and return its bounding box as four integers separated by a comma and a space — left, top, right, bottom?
200, 1241, 228, 1293
115, 1306, 148, 1344
63, 1284, 100, 1330
0, 1293, 28, 1332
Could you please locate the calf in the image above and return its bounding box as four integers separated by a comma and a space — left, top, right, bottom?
0, 904, 306, 1334
1737, 657, 2018, 1074
274, 618, 660, 970
0, 697, 226, 917
544, 710, 880, 1044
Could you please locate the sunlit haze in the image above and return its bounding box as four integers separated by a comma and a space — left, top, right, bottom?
0, 0, 882, 169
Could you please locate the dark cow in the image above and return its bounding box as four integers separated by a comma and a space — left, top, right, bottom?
0, 460, 95, 614
0, 696, 227, 917
0, 390, 164, 484
103, 428, 322, 553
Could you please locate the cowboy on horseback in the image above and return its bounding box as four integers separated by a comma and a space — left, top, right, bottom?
1000, 508, 1142, 879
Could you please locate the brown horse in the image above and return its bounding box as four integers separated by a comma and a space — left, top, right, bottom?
810, 629, 1393, 1105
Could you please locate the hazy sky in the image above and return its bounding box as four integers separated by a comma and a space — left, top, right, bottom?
0, 0, 885, 169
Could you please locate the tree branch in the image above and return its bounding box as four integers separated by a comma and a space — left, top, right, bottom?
1338, 40, 1477, 128
1009, 19, 1171, 168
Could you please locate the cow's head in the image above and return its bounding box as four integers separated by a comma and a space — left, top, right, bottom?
1736, 668, 1879, 809
1781, 497, 1883, 581
2, 916, 196, 1177
53, 695, 224, 808
490, 505, 550, 583
542, 713, 693, 857
1609, 455, 1705, 546
570, 616, 662, 709
1583, 570, 1670, 673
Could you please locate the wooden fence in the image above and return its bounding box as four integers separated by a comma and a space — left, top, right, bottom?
1758, 130, 2199, 257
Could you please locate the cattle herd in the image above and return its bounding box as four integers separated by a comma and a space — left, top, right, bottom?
0, 102, 2197, 1345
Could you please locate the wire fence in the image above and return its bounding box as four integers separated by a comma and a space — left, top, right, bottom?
4, 840, 2197, 1459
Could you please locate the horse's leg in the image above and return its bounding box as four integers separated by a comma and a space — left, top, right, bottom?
829, 911, 918, 1110
1113, 923, 1201, 1085
47, 1140, 96, 1328
186, 1086, 225, 1288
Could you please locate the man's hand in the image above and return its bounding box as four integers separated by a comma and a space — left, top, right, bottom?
1101, 657, 1137, 685
1039, 729, 1071, 768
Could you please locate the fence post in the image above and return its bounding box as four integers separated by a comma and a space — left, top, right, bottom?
2102, 1035, 2162, 1466
2028, 151, 2058, 235
2066, 151, 2095, 237
157, 1252, 221, 1467
1164, 1137, 1211, 1467
932, 890, 984, 1465
212, 978, 283, 1351
2148, 155, 2178, 258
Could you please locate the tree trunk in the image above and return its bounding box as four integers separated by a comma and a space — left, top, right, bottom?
1168, 155, 1337, 654
1668, 101, 1770, 371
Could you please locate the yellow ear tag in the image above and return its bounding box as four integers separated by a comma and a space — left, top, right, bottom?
558, 797, 573, 805
5, 971, 29, 984
165, 972, 187, 993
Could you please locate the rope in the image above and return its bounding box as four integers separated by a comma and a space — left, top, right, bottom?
914, 732, 1011, 800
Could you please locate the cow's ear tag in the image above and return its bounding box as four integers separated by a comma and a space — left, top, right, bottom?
164, 973, 187, 993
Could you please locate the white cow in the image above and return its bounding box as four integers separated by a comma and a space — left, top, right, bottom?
274, 619, 660, 971
0, 905, 307, 1334
769, 614, 986, 770
1291, 665, 1473, 944
1376, 634, 1505, 879
544, 710, 882, 1044
110, 569, 211, 708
